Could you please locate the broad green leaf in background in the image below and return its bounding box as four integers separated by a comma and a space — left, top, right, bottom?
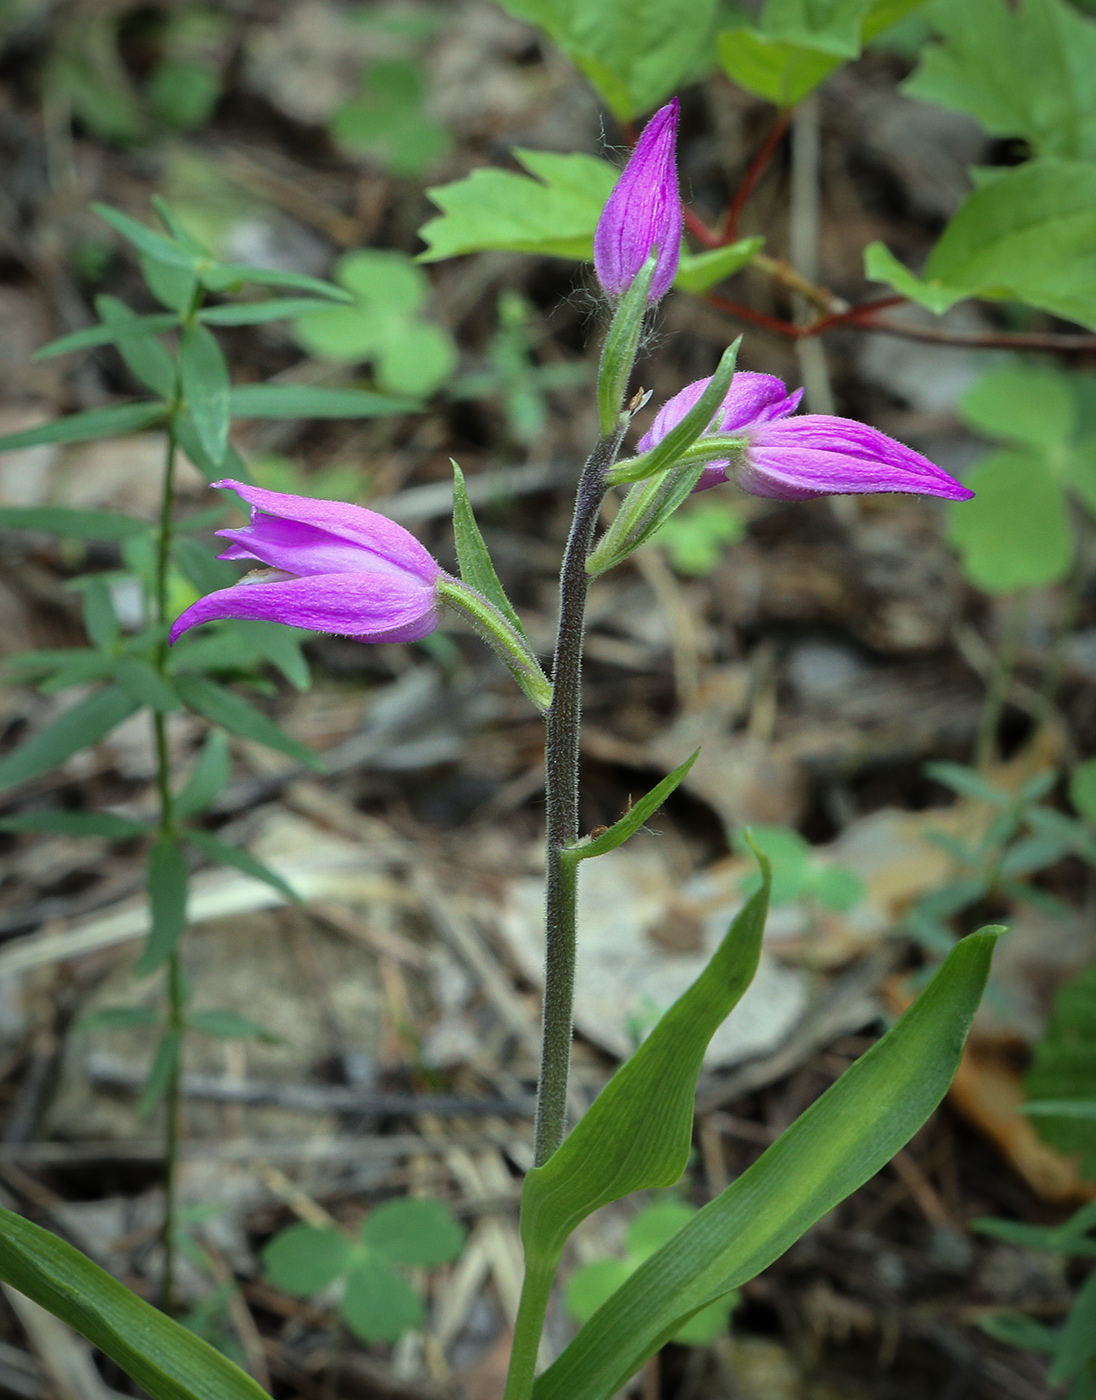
0, 507, 150, 540
959, 367, 1077, 450
865, 160, 1096, 330
759, 0, 875, 58
947, 450, 1073, 592
138, 837, 189, 974
0, 686, 139, 793
0, 1207, 271, 1400
360, 1198, 466, 1267
674, 240, 765, 293
227, 384, 417, 420
1025, 960, 1096, 1178
494, 0, 718, 119
904, 0, 1096, 162
330, 59, 451, 176
179, 323, 231, 468
0, 402, 168, 453
96, 295, 177, 399
293, 251, 457, 398
451, 463, 527, 638
172, 674, 324, 771
520, 858, 770, 1261
717, 28, 840, 105
533, 929, 1000, 1400
184, 828, 300, 904
263, 1224, 353, 1294
419, 150, 618, 263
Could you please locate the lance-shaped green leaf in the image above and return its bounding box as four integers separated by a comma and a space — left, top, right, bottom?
199, 264, 353, 302
98, 296, 180, 405
0, 1207, 272, 1400
137, 1028, 182, 1116
200, 298, 339, 326
93, 203, 200, 270
174, 730, 231, 821
180, 323, 230, 469
34, 314, 182, 360
0, 507, 150, 540
173, 674, 324, 772
605, 339, 741, 486
183, 828, 300, 905
188, 1009, 278, 1042
533, 927, 1001, 1400
1049, 1268, 1096, 1385
451, 462, 527, 640
0, 686, 139, 793
0, 402, 168, 453
0, 811, 146, 840
228, 385, 416, 420
137, 838, 189, 975
115, 659, 181, 714
522, 850, 769, 1262
564, 751, 700, 865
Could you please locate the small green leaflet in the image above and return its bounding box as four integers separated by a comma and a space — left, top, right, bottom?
533, 929, 1000, 1400
0, 402, 168, 454
263, 1225, 352, 1294
493, 0, 718, 119
173, 673, 324, 772
865, 159, 1096, 331
718, 28, 841, 104
360, 1198, 466, 1267
137, 838, 189, 975
0, 1207, 272, 1400
904, 0, 1096, 163
180, 323, 231, 468
228, 384, 418, 419
0, 686, 139, 793
451, 462, 527, 639
183, 828, 301, 905
420, 150, 618, 263
521, 856, 769, 1260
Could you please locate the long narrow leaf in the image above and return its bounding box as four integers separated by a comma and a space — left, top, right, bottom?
451, 462, 527, 638
180, 324, 230, 469
0, 811, 146, 840
173, 674, 323, 772
0, 687, 139, 793
0, 403, 167, 453
0, 1207, 271, 1400
34, 315, 181, 360
228, 385, 417, 420
199, 264, 352, 301
0, 507, 150, 540
184, 828, 300, 904
93, 204, 198, 270
97, 296, 177, 399
534, 928, 1001, 1400
200, 299, 338, 325
137, 838, 189, 975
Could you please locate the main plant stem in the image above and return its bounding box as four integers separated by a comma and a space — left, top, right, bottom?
153, 427, 183, 1313
534, 427, 624, 1167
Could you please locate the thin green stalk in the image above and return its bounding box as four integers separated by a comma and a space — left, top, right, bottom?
503, 1256, 556, 1400
535, 428, 625, 1169
975, 595, 1027, 772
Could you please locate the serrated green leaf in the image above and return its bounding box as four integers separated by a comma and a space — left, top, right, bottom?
180, 323, 230, 469
0, 1206, 271, 1400
78, 1005, 161, 1032
960, 367, 1077, 449
137, 1028, 181, 1117
228, 385, 416, 419
34, 314, 182, 361
341, 1257, 423, 1344
0, 686, 139, 793
93, 203, 199, 270
947, 449, 1072, 593
495, 0, 717, 118
451, 462, 527, 639
187, 1009, 278, 1042
521, 859, 770, 1266
360, 1198, 465, 1267
0, 402, 168, 453
533, 929, 999, 1400
115, 659, 181, 714
904, 0, 1096, 163
760, 0, 874, 57
717, 27, 841, 104
183, 828, 300, 904
863, 243, 958, 314
175, 731, 231, 821
137, 838, 189, 976
674, 239, 765, 293
263, 1224, 352, 1295
1025, 960, 1096, 1177
566, 751, 700, 863
0, 810, 145, 840
199, 298, 337, 326
419, 150, 618, 263
173, 674, 324, 771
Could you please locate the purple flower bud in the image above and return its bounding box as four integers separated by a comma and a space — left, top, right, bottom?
594, 99, 682, 305
169, 480, 443, 645
637, 373, 974, 502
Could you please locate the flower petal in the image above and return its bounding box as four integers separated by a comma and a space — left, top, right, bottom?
594, 99, 682, 304
170, 569, 438, 644
637, 372, 801, 454
742, 417, 974, 501
216, 516, 407, 577
213, 479, 438, 580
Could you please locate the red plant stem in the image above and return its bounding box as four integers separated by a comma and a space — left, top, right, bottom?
682, 204, 721, 250
723, 109, 793, 243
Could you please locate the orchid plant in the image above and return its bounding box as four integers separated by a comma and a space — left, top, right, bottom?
0, 100, 1001, 1400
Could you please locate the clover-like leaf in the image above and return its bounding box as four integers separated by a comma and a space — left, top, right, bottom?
359, 1197, 465, 1267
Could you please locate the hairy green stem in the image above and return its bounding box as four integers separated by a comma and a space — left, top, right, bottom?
535, 427, 625, 1168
